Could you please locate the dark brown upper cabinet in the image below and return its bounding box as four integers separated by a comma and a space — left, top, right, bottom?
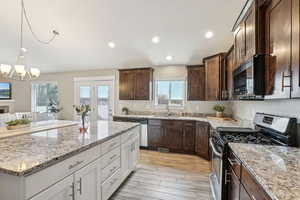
225, 46, 235, 100
263, 0, 294, 99
187, 65, 205, 101
290, 0, 300, 98
119, 68, 153, 100
203, 53, 226, 101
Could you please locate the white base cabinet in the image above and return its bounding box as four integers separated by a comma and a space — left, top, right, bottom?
29, 175, 74, 200
0, 126, 140, 200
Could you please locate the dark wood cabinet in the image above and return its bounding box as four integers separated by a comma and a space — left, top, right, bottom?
195, 122, 210, 160
227, 168, 240, 200
226, 148, 272, 200
264, 0, 292, 99
187, 65, 205, 101
119, 68, 153, 100
183, 121, 196, 153
225, 46, 235, 100
148, 120, 163, 149
244, 2, 256, 61
162, 120, 184, 151
234, 23, 246, 68
291, 0, 300, 98
204, 54, 226, 101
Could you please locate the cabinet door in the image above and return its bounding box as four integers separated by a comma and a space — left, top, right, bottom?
119, 70, 135, 100
240, 185, 252, 200
187, 65, 206, 101
134, 69, 152, 100
121, 140, 131, 178
291, 0, 300, 98
227, 168, 240, 200
163, 126, 183, 150
182, 124, 195, 153
30, 175, 73, 200
265, 0, 292, 99
234, 24, 246, 67
131, 137, 140, 169
205, 56, 221, 101
148, 125, 163, 148
195, 122, 210, 160
244, 2, 256, 61
74, 161, 98, 200
226, 47, 235, 100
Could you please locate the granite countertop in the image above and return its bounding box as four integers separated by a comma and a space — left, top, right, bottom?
0, 120, 79, 139
0, 121, 139, 176
113, 114, 252, 129
229, 143, 300, 200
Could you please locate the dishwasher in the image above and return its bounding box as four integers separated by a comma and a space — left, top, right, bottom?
113, 117, 148, 148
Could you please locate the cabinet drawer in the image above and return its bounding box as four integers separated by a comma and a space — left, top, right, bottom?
121, 126, 139, 143
228, 149, 241, 178
241, 165, 271, 200
101, 157, 121, 182
25, 145, 100, 199
101, 136, 120, 154
162, 120, 184, 127
184, 121, 196, 127
148, 119, 161, 126
102, 169, 122, 200
101, 146, 120, 169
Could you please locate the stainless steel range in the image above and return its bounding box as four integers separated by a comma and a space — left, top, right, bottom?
209, 113, 298, 200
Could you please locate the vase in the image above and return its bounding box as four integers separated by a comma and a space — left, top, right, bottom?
79, 115, 89, 133
216, 112, 224, 118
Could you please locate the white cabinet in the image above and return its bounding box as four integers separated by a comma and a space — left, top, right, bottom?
74, 161, 99, 200
30, 175, 73, 200
121, 135, 139, 179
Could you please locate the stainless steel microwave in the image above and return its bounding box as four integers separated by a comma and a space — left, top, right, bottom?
233, 55, 265, 100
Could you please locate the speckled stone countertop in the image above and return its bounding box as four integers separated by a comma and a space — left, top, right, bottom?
229, 143, 300, 200
0, 121, 139, 176
113, 114, 252, 129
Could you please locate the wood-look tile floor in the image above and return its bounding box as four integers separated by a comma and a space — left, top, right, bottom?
110, 150, 211, 200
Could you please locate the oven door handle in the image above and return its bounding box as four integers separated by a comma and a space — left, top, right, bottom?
209, 138, 222, 158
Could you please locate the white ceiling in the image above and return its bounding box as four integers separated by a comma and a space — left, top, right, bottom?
0, 0, 246, 72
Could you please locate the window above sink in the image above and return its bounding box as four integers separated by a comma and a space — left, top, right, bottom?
155, 80, 185, 107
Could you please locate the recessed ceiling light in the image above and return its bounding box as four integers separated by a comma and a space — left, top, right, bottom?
152, 36, 160, 44
21, 47, 27, 52
108, 42, 115, 48
205, 31, 214, 39
166, 55, 173, 61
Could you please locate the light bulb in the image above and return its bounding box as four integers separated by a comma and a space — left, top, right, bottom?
30, 68, 40, 78
0, 64, 12, 75
15, 65, 25, 75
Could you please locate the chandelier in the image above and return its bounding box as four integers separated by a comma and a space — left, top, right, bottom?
0, 0, 59, 80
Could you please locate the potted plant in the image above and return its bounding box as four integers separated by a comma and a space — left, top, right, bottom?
73, 104, 91, 133
213, 104, 226, 118
6, 118, 31, 130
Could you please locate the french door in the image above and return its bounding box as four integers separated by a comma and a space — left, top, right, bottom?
75, 79, 114, 121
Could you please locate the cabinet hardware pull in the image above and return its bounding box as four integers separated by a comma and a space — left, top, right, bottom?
228, 158, 237, 166
69, 160, 84, 170
69, 183, 75, 200
77, 178, 82, 195
110, 166, 117, 172
110, 154, 117, 160
109, 142, 117, 148
251, 195, 257, 200
282, 71, 292, 91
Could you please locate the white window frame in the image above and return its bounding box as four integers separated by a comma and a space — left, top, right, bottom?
31, 81, 59, 113
154, 80, 186, 108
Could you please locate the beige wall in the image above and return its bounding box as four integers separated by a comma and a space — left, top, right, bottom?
11, 66, 232, 120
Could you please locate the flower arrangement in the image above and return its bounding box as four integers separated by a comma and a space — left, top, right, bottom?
73, 104, 91, 131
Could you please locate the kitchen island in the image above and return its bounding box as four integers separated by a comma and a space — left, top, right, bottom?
0, 120, 140, 200
229, 143, 300, 200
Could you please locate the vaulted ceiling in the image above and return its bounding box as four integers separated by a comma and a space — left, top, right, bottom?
0, 0, 246, 72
